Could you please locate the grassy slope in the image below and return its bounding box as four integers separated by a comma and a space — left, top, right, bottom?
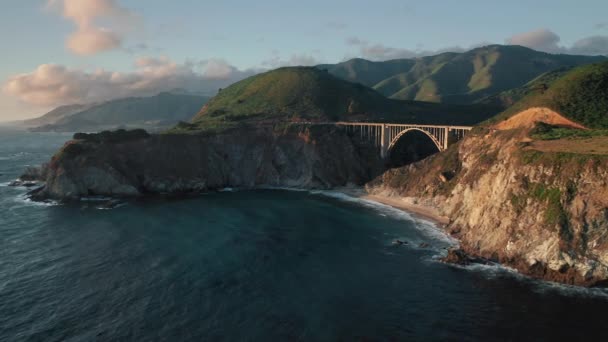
317, 58, 416, 88
476, 67, 571, 108
378, 53, 458, 102
321, 45, 605, 105
186, 67, 500, 133
491, 61, 608, 129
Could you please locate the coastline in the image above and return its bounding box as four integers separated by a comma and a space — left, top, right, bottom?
334, 187, 450, 226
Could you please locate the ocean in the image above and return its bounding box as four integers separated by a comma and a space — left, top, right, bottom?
1, 127, 608, 341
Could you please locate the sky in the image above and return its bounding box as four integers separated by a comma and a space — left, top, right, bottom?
1, 0, 607, 121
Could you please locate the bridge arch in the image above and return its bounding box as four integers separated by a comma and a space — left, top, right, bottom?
387, 128, 443, 153
386, 128, 442, 167
333, 122, 472, 161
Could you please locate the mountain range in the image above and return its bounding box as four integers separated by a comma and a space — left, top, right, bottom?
20, 92, 209, 132
15, 45, 607, 133
318, 45, 606, 105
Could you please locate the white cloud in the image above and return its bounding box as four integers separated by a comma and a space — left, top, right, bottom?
47, 0, 137, 55
3, 57, 255, 107
261, 53, 321, 68
345, 37, 465, 60
506, 29, 561, 52
506, 29, 608, 55
201, 59, 238, 79
570, 36, 608, 55
67, 26, 122, 55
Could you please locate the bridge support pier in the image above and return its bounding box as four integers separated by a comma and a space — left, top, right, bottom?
380, 124, 389, 159
443, 127, 449, 151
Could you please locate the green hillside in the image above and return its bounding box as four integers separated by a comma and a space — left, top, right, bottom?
187, 67, 500, 132
493, 61, 608, 128
477, 67, 572, 108
317, 58, 416, 88
373, 52, 457, 100
320, 45, 605, 105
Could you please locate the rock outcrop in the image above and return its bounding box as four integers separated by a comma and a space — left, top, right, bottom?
366, 110, 608, 286
31, 125, 383, 200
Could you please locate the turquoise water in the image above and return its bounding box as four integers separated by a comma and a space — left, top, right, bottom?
1, 127, 608, 341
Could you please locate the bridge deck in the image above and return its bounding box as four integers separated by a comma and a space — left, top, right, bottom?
334, 122, 473, 130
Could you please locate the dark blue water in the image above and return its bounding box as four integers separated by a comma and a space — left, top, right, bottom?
2, 127, 608, 341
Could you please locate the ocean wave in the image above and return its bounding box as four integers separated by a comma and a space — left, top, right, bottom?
250, 187, 457, 247
531, 279, 608, 300
95, 202, 128, 210
309, 189, 458, 247
0, 152, 31, 161
13, 193, 60, 207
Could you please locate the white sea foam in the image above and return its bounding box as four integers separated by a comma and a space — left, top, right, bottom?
95, 202, 127, 210
443, 258, 608, 300
237, 186, 455, 247
13, 194, 60, 207
531, 279, 608, 300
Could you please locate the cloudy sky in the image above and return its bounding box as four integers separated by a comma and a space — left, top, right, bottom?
1, 0, 608, 121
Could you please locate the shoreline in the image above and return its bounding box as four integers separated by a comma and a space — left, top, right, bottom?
334, 187, 450, 226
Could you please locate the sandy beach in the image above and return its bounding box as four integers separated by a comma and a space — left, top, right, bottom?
335, 187, 450, 226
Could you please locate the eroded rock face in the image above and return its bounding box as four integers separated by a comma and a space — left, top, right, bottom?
367, 127, 608, 286
32, 126, 383, 200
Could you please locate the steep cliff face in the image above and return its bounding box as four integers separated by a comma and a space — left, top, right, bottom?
366, 111, 608, 286
33, 126, 383, 200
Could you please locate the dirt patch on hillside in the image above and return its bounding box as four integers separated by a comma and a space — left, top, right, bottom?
494, 107, 587, 130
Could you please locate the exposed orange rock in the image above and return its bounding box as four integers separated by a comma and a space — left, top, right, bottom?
494, 107, 587, 130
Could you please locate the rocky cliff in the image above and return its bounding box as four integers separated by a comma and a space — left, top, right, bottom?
366, 109, 608, 286
30, 125, 383, 200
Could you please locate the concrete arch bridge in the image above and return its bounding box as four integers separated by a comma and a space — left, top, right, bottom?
334, 122, 473, 159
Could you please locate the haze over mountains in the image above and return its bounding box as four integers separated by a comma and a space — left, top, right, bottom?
19, 92, 209, 132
